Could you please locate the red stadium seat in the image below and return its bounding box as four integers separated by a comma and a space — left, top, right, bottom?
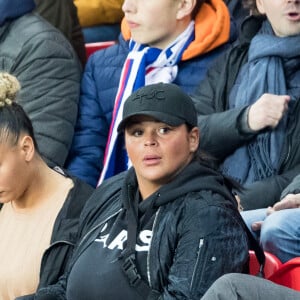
85, 41, 116, 59
269, 257, 300, 291
249, 250, 282, 278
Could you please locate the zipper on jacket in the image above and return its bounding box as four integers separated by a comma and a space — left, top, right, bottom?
147, 207, 161, 288
190, 238, 204, 289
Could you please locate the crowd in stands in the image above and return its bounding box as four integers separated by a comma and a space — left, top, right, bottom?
34, 0, 86, 66
0, 0, 299, 299
74, 0, 123, 43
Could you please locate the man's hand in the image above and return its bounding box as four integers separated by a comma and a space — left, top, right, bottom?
272, 194, 300, 211
248, 94, 290, 131
251, 193, 300, 232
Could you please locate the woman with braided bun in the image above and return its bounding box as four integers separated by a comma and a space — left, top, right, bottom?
0, 73, 94, 300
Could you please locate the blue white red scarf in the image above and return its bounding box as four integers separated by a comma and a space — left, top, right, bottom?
98, 22, 195, 185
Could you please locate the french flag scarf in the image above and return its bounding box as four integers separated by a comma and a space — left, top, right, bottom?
98, 22, 195, 185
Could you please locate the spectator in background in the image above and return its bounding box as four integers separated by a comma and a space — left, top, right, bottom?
66, 0, 236, 187
224, 0, 250, 28
0, 73, 94, 299
74, 0, 123, 42
242, 172, 300, 263
201, 273, 300, 300
192, 0, 300, 210
35, 0, 86, 66
0, 0, 82, 167
34, 83, 249, 299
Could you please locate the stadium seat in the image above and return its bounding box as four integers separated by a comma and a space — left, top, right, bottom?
249, 250, 282, 278
85, 41, 116, 59
269, 257, 300, 291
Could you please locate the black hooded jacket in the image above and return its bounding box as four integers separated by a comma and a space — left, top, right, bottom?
36, 161, 249, 299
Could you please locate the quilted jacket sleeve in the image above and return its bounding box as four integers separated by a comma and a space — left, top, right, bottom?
8, 14, 82, 167
66, 54, 111, 187
66, 40, 126, 187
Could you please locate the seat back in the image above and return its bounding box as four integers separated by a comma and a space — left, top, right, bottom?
85, 41, 116, 59
268, 257, 300, 291
249, 250, 282, 278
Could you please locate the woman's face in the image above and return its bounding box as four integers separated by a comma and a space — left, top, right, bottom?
256, 0, 300, 36
0, 137, 30, 204
122, 0, 189, 49
125, 116, 199, 194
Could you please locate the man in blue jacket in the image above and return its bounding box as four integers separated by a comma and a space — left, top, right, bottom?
65, 0, 236, 187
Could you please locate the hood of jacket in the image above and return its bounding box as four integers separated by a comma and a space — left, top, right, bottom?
123, 160, 236, 209
238, 15, 266, 45
0, 0, 35, 26
120, 0, 231, 61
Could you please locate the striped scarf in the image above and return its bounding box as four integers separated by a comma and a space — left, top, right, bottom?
98, 22, 195, 185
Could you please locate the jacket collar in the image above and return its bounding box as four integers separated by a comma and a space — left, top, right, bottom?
0, 0, 35, 26
238, 15, 266, 45
123, 160, 236, 208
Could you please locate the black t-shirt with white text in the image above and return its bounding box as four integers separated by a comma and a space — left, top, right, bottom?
66, 196, 156, 299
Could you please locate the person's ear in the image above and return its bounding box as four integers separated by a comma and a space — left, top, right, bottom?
189, 127, 200, 153
19, 135, 35, 162
256, 0, 266, 14
176, 0, 196, 20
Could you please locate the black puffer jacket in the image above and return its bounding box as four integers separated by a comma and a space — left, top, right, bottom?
193, 15, 300, 210
36, 161, 249, 299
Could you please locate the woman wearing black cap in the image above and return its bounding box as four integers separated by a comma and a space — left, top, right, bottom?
36, 83, 250, 300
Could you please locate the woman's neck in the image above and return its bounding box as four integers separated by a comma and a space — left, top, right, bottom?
12, 162, 73, 211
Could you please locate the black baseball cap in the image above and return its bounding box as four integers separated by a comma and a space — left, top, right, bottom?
117, 83, 198, 132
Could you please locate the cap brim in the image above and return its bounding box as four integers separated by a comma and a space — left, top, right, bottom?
117, 111, 185, 132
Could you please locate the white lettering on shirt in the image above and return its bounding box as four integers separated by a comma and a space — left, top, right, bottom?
95, 225, 152, 252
